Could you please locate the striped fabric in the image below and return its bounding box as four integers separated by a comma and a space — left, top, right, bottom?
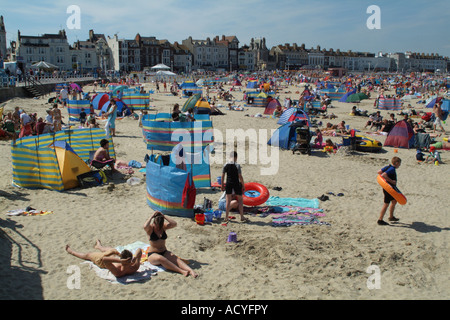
377, 98, 402, 110
67, 100, 90, 122
55, 83, 66, 93
122, 93, 150, 110
246, 97, 267, 108
11, 128, 115, 190
303, 101, 322, 110
12, 144, 65, 191
142, 117, 214, 152
320, 90, 346, 100
12, 128, 115, 163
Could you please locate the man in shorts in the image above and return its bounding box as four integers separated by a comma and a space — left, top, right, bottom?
221, 151, 249, 224
433, 100, 446, 134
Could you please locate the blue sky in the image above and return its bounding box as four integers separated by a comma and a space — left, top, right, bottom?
2, 0, 450, 57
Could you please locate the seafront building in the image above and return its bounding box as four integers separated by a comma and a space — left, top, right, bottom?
2, 16, 449, 74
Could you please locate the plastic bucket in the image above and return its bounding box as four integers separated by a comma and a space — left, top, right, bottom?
227, 232, 237, 243
195, 213, 205, 225
204, 211, 213, 223
213, 210, 222, 219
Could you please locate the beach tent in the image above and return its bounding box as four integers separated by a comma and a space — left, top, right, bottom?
100, 99, 130, 116
277, 108, 310, 126
346, 92, 368, 103
339, 88, 356, 102
181, 94, 202, 112
11, 129, 111, 190
50, 141, 91, 190
194, 99, 211, 114
264, 98, 281, 115
267, 122, 300, 150
145, 156, 196, 218
91, 92, 110, 110
384, 120, 415, 149
232, 79, 242, 86
180, 81, 202, 96
179, 81, 199, 89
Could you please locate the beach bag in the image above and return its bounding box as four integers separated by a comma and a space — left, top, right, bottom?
77, 171, 104, 188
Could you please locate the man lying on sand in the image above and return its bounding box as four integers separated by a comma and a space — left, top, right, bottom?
66, 240, 142, 278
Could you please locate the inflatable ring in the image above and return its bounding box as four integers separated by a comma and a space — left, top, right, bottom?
243, 182, 270, 206
377, 175, 407, 205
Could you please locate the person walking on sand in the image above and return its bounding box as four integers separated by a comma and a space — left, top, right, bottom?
143, 211, 198, 278
221, 151, 249, 224
377, 157, 401, 225
433, 100, 446, 134
65, 240, 142, 278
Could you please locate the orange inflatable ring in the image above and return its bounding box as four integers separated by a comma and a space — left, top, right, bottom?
243, 182, 270, 206
377, 175, 407, 205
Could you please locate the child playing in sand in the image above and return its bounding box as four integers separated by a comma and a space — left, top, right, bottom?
425, 146, 442, 164
314, 129, 323, 147
377, 157, 401, 225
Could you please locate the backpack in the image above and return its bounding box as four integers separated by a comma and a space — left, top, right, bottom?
77, 171, 105, 188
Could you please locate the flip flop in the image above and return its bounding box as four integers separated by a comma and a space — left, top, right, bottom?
337, 193, 344, 197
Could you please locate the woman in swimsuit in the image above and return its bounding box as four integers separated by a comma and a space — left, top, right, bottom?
143, 211, 198, 278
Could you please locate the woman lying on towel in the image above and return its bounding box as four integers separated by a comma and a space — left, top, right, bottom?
143, 211, 198, 278
65, 240, 142, 278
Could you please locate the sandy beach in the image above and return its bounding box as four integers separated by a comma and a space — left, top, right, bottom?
0, 78, 449, 301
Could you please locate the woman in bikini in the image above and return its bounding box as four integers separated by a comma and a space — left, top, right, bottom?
143, 211, 198, 278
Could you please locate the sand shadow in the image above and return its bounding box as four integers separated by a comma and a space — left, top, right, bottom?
0, 190, 30, 202
390, 221, 450, 233
0, 218, 46, 299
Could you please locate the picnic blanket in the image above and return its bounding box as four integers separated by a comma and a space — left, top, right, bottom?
84, 241, 165, 284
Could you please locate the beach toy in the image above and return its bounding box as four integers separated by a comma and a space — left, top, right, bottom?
195, 213, 205, 225
242, 182, 270, 207
394, 148, 398, 153
204, 211, 213, 223
227, 232, 238, 243
435, 161, 439, 166
213, 210, 222, 219
377, 175, 407, 205
217, 176, 222, 185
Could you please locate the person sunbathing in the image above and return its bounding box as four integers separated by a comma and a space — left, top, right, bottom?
65, 240, 142, 278
143, 211, 198, 278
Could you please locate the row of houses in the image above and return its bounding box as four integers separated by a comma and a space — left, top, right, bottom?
3, 22, 449, 74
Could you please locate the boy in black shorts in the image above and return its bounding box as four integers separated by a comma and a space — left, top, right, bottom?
377, 157, 401, 225
221, 151, 249, 224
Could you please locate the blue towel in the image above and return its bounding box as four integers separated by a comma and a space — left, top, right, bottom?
265, 196, 319, 209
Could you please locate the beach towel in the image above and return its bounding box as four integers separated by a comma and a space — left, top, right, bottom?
6, 208, 53, 216
272, 214, 331, 227
83, 241, 165, 285
265, 196, 320, 209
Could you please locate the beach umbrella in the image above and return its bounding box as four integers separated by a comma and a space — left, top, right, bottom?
151, 63, 171, 70
70, 83, 82, 92
32, 61, 59, 70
